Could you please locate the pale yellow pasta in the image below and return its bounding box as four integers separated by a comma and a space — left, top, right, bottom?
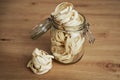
27, 48, 54, 75
51, 2, 85, 63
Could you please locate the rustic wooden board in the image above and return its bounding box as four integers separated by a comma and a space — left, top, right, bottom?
0, 0, 120, 80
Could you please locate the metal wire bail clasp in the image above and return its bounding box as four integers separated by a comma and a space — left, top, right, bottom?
84, 23, 95, 44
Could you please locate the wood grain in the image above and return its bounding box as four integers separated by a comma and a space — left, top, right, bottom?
0, 0, 120, 80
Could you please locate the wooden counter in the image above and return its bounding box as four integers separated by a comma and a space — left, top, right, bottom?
0, 0, 120, 80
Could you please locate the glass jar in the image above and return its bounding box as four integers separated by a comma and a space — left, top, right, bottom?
31, 14, 95, 64
50, 14, 87, 64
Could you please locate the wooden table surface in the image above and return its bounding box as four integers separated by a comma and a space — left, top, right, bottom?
0, 0, 120, 80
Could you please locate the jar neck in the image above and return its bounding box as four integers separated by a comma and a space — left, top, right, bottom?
50, 13, 87, 32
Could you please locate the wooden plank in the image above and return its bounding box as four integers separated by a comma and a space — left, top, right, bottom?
0, 0, 120, 80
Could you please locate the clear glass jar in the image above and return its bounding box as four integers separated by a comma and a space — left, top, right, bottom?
50, 14, 87, 64
31, 14, 95, 64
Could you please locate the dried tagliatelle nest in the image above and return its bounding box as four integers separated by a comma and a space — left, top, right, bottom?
27, 48, 54, 75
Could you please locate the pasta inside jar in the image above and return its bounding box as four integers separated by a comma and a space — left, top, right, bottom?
50, 24, 85, 64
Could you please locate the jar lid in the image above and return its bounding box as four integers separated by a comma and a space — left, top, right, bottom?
31, 18, 52, 40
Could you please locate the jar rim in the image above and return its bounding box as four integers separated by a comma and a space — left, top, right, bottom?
50, 12, 87, 32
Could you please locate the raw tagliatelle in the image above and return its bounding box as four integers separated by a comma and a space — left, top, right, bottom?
51, 2, 84, 31
51, 2, 85, 63
51, 29, 85, 63
27, 48, 54, 75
